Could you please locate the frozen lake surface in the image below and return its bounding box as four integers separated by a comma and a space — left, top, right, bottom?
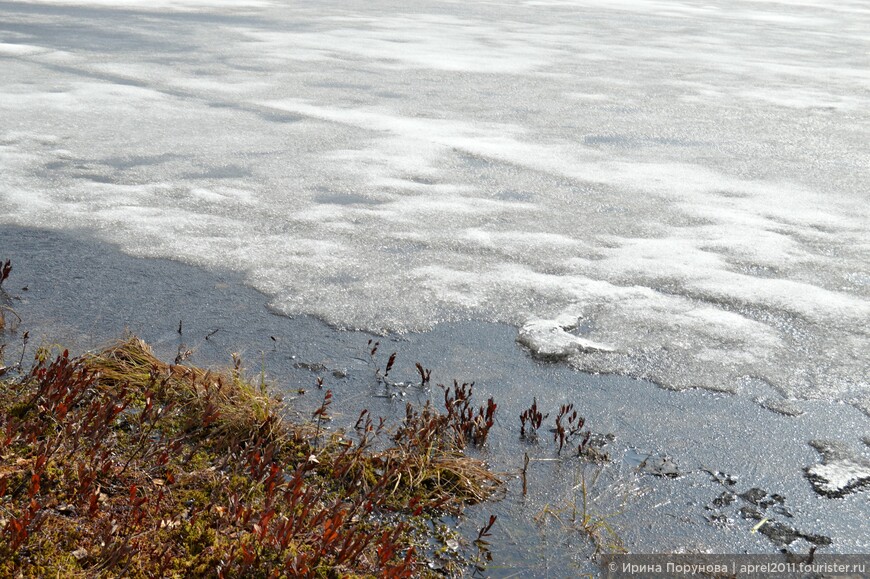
1, 0, 868, 406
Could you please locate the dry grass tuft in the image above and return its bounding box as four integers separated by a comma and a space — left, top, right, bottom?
84, 337, 277, 444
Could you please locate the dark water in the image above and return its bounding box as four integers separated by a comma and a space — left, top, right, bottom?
2, 225, 868, 576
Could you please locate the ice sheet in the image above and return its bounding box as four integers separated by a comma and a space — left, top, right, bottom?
1, 0, 868, 404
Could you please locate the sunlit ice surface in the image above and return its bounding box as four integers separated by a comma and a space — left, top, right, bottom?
1, 0, 868, 406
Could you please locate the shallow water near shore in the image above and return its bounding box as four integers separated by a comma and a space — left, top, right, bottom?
2, 225, 868, 575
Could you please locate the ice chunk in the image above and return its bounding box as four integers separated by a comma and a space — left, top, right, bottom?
517, 318, 614, 360
805, 440, 870, 498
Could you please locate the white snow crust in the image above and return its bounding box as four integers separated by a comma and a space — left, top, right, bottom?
1, 0, 868, 401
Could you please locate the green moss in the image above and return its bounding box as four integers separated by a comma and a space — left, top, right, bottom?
7, 400, 30, 419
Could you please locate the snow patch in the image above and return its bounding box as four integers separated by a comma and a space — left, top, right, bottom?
517, 318, 614, 360
805, 441, 870, 498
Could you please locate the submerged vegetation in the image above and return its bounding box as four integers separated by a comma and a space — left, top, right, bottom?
534, 468, 629, 556
0, 336, 503, 577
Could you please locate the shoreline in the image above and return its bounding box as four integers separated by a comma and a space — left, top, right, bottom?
3, 225, 869, 573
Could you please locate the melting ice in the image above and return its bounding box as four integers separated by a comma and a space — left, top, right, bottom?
1, 0, 868, 406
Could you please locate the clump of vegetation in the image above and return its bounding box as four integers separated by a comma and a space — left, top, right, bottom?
0, 259, 11, 288
553, 403, 590, 456
519, 398, 610, 462
0, 336, 503, 577
519, 397, 547, 440
518, 396, 621, 557
0, 259, 22, 336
